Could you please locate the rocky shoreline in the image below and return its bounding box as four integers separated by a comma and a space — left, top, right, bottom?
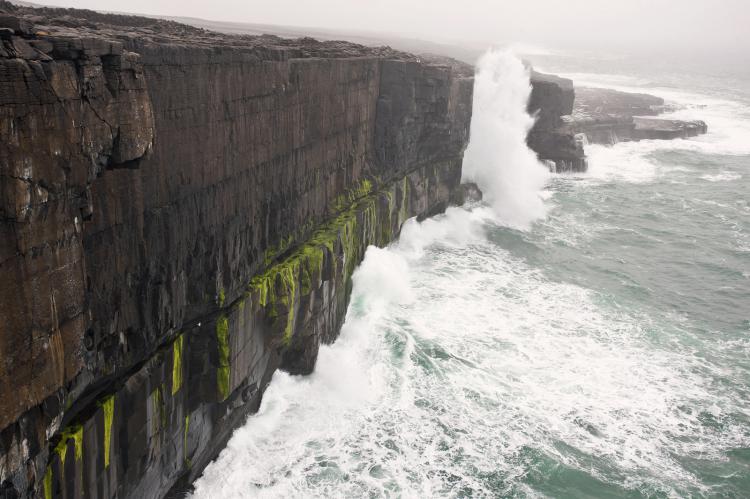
0, 3, 709, 498
527, 73, 708, 173
569, 86, 708, 145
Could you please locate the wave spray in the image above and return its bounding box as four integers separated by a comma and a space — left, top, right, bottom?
462, 50, 550, 229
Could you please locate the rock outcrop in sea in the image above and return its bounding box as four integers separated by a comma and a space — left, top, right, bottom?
526, 73, 708, 173
0, 3, 476, 497
527, 71, 588, 173
569, 86, 708, 144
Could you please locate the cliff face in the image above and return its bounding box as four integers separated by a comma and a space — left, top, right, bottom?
527, 71, 587, 173
0, 5, 473, 498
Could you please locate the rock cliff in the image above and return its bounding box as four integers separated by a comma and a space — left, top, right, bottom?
0, 3, 473, 498
527, 71, 588, 173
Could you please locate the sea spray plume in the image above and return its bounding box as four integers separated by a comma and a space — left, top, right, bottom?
462, 50, 550, 229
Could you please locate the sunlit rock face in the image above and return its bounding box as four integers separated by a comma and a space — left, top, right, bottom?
0, 3, 474, 497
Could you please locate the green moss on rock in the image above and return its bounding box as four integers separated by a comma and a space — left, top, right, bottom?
184, 413, 191, 466
172, 334, 184, 396
43, 465, 52, 499
216, 316, 231, 401
249, 175, 412, 350
100, 395, 115, 469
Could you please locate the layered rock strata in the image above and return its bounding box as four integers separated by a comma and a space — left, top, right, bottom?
0, 3, 473, 498
569, 86, 708, 144
527, 71, 588, 173
526, 75, 708, 173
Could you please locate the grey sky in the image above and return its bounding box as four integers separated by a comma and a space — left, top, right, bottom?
34, 0, 750, 55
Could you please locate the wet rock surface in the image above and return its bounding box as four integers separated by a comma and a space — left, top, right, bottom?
526, 74, 708, 173
0, 2, 473, 498
570, 86, 708, 144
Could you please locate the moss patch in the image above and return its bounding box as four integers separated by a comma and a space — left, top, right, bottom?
216, 315, 231, 401
100, 395, 115, 469
44, 465, 53, 499
55, 425, 83, 464
249, 177, 409, 349
184, 413, 191, 466
330, 178, 374, 214
399, 176, 410, 226
171, 334, 184, 396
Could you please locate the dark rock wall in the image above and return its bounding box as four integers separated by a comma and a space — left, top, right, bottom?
527, 71, 587, 173
0, 32, 154, 445
0, 6, 473, 498
528, 71, 574, 131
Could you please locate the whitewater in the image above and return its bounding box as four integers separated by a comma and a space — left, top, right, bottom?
191, 51, 750, 498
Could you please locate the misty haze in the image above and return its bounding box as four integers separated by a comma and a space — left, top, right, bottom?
0, 1, 747, 498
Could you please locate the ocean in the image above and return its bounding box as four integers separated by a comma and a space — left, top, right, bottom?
190, 50, 750, 498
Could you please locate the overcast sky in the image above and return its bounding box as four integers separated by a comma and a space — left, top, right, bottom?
34, 0, 750, 56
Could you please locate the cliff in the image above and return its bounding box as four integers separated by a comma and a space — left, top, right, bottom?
0, 3, 473, 498
527, 71, 587, 173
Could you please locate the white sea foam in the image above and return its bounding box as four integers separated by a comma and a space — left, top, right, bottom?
700, 172, 742, 182
585, 142, 661, 183
462, 50, 550, 230
578, 83, 750, 184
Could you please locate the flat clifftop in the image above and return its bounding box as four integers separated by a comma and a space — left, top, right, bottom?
573, 86, 665, 119
0, 0, 419, 60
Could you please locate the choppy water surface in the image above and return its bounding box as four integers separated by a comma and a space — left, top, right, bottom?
192, 52, 750, 498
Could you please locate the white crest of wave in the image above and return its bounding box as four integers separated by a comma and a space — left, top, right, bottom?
701, 172, 742, 182
396, 206, 490, 259
461, 50, 550, 230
